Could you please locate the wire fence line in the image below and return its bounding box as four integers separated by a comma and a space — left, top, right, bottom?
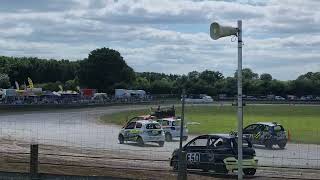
2, 151, 320, 164
0, 104, 320, 179
3, 153, 320, 170
2, 153, 320, 180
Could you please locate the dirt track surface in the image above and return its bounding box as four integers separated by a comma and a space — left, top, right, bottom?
0, 104, 320, 179
1, 139, 320, 180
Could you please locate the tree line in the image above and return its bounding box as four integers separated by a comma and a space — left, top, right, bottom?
0, 47, 319, 97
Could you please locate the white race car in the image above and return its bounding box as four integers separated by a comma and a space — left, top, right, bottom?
118, 120, 165, 147
157, 117, 188, 141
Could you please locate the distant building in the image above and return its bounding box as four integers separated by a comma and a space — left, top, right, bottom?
115, 89, 146, 99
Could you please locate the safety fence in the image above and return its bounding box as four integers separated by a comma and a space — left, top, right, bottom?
1, 144, 320, 180
1, 97, 320, 110
0, 105, 320, 179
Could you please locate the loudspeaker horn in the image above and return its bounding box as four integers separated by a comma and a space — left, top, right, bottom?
210, 22, 238, 40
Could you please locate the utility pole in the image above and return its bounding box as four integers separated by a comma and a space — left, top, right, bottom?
178, 89, 187, 180
210, 20, 243, 179
179, 89, 185, 150
237, 20, 243, 180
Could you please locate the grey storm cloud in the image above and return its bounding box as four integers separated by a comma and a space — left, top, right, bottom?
0, 0, 319, 80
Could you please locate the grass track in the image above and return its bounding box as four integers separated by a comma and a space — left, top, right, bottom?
100, 105, 320, 144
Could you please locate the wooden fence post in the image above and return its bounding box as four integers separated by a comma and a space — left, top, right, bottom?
30, 144, 39, 180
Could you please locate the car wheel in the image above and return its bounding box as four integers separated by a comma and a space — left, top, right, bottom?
264, 140, 273, 149
215, 161, 228, 174
158, 141, 164, 147
171, 157, 178, 171
243, 168, 256, 176
137, 136, 144, 146
118, 135, 124, 144
278, 142, 286, 149
165, 133, 172, 142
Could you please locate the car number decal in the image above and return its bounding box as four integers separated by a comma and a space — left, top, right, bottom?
186, 153, 200, 162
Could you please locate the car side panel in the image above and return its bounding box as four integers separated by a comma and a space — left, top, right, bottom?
224, 157, 258, 171
185, 147, 209, 169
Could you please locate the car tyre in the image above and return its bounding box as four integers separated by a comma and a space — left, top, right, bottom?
264, 140, 273, 149
118, 134, 124, 144
137, 136, 144, 146
158, 141, 164, 147
278, 142, 286, 149
171, 157, 178, 171
243, 168, 256, 176
215, 161, 228, 175
165, 133, 172, 142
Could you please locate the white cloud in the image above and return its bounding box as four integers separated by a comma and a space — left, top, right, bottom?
0, 24, 33, 37
0, 0, 319, 80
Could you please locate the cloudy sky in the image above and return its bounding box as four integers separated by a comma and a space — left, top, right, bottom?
0, 0, 319, 80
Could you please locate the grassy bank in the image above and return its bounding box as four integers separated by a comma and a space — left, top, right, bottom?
100, 105, 320, 144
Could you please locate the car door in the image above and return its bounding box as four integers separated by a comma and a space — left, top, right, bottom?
183, 135, 209, 169
208, 137, 234, 168
243, 124, 260, 143
252, 124, 265, 144
254, 125, 267, 143
132, 122, 143, 139
124, 122, 136, 140
172, 120, 181, 135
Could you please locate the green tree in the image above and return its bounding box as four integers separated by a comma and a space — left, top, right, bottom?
188, 71, 200, 81
0, 73, 10, 88
78, 48, 135, 92
260, 73, 272, 81
133, 76, 150, 91
150, 78, 174, 94
64, 79, 79, 91
235, 68, 259, 80
199, 70, 224, 85
269, 80, 286, 96
219, 77, 237, 96
0, 56, 79, 85
187, 79, 215, 95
